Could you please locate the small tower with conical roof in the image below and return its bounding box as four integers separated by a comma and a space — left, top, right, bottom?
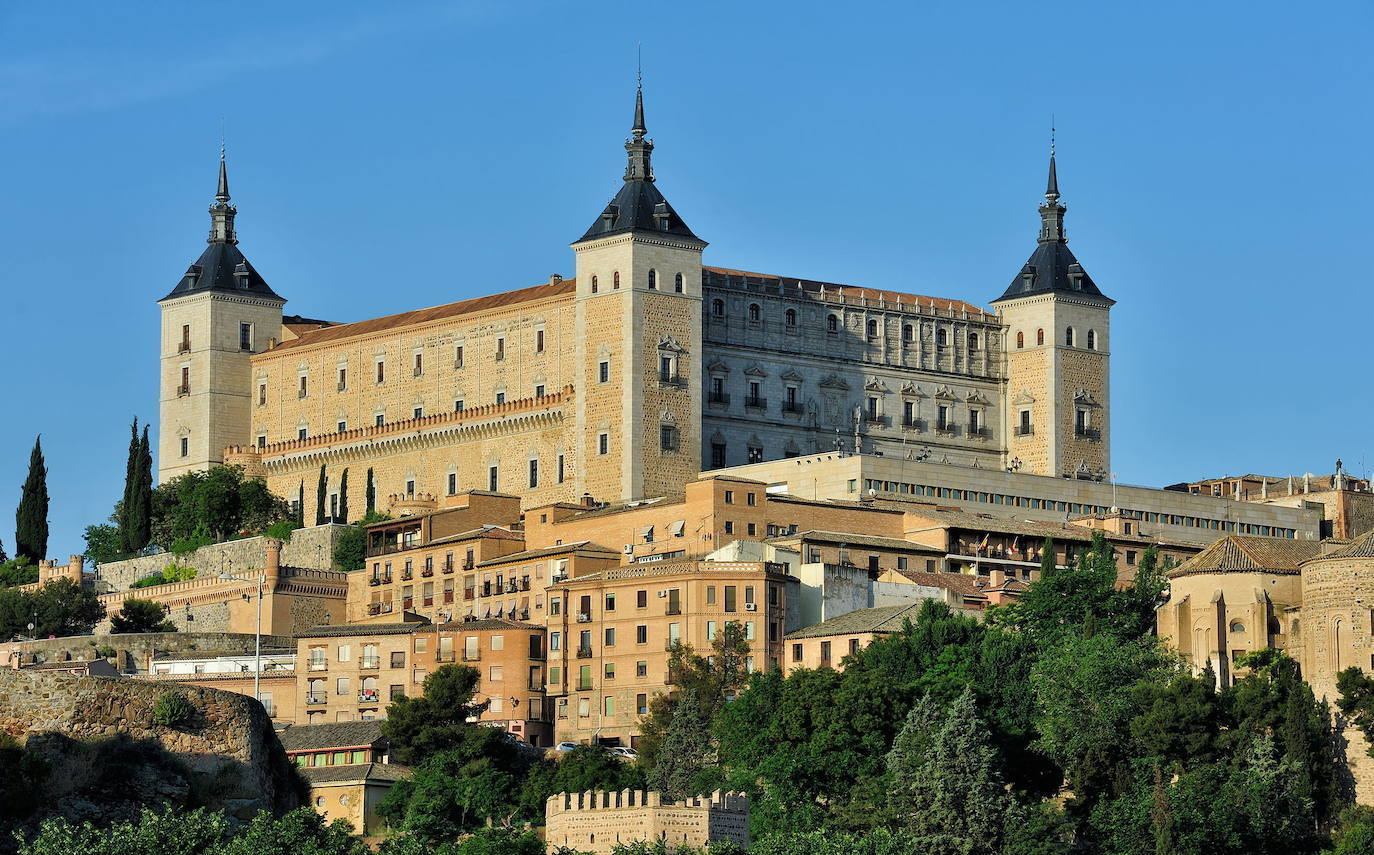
993, 145, 1113, 479
157, 153, 285, 483
571, 81, 705, 501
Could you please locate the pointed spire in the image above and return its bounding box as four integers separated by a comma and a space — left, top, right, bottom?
632, 82, 647, 140
1045, 122, 1059, 200
1037, 126, 1065, 245
623, 73, 654, 183
216, 144, 231, 203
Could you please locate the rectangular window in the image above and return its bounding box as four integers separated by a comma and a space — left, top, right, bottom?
180, 437, 188, 457
637, 693, 648, 715
724, 520, 734, 535
605, 663, 616, 679
298, 428, 307, 441
455, 345, 464, 367
605, 628, 616, 646
636, 660, 648, 678
605, 593, 616, 611
488, 466, 498, 492
660, 424, 678, 452
528, 459, 539, 488
536, 329, 545, 353
711, 443, 727, 468
636, 624, 647, 644
599, 361, 609, 383
338, 367, 347, 390
448, 473, 457, 495
488, 665, 503, 682
707, 620, 717, 640
337, 420, 347, 434
496, 337, 505, 360
413, 406, 423, 420
637, 590, 648, 608
376, 361, 385, 384
414, 352, 423, 376
557, 454, 565, 483
239, 322, 252, 351
495, 391, 505, 405
598, 433, 609, 455
706, 586, 716, 605
180, 324, 191, 351
604, 696, 615, 716
258, 383, 266, 406
724, 586, 737, 612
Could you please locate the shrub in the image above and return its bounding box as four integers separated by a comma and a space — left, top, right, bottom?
152, 692, 195, 728
265, 521, 298, 542
130, 571, 166, 589
170, 531, 214, 556
94, 644, 117, 658
162, 562, 197, 582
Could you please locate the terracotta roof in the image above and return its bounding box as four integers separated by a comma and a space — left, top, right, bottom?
785, 603, 928, 639
280, 720, 387, 752
702, 266, 992, 317
768, 530, 943, 552
299, 762, 411, 784
893, 570, 1028, 596
431, 618, 539, 632
266, 279, 576, 353
297, 621, 429, 638
475, 542, 619, 567
903, 508, 1095, 541
1166, 535, 1321, 578
427, 526, 525, 548
1308, 529, 1374, 561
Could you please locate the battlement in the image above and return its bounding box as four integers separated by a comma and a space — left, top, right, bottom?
544, 789, 748, 854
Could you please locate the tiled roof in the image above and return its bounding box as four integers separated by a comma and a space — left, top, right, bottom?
475, 541, 619, 567
903, 508, 1096, 541
297, 621, 429, 638
280, 720, 387, 752
768, 530, 943, 552
299, 762, 411, 784
431, 618, 538, 632
893, 570, 1029, 596
268, 279, 576, 353
1166, 535, 1321, 578
784, 603, 927, 639
702, 267, 992, 317
428, 526, 524, 547
1309, 529, 1374, 561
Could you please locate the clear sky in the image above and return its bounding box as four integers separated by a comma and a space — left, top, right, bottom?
1, 1, 1371, 558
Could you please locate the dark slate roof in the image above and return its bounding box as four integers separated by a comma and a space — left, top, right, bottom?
578, 177, 701, 244
279, 720, 386, 752
162, 240, 284, 303
299, 762, 411, 784
993, 239, 1109, 304
784, 603, 926, 639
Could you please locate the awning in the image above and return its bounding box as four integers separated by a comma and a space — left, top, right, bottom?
668, 520, 686, 536
639, 525, 655, 538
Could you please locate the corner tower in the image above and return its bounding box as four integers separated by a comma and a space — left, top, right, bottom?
157, 154, 285, 483
993, 149, 1113, 478
572, 83, 705, 502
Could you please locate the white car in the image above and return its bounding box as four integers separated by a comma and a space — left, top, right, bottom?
554, 741, 581, 752
608, 746, 638, 760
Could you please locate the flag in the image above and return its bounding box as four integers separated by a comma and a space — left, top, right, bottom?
979, 532, 989, 553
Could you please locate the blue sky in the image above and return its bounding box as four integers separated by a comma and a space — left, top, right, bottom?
1, 1, 1370, 557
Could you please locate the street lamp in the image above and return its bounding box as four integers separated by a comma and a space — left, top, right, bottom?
220, 572, 265, 707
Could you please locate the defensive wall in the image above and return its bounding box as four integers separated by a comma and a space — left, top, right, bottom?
544, 789, 749, 854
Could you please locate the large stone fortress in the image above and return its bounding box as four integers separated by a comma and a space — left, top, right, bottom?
158, 85, 1112, 519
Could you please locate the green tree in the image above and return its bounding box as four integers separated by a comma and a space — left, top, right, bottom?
19, 578, 105, 638
315, 464, 327, 526
118, 419, 140, 554
215, 807, 367, 855
297, 480, 306, 526
338, 468, 350, 522
110, 597, 176, 633
366, 468, 376, 515
150, 466, 291, 548
0, 557, 38, 587
1332, 805, 1374, 855
1127, 671, 1221, 771
518, 744, 646, 819
382, 664, 493, 765
16, 435, 50, 562
1336, 666, 1374, 757
333, 511, 389, 572
131, 424, 154, 552
83, 522, 124, 568
649, 692, 714, 800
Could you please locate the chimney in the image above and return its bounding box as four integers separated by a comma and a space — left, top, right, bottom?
989, 569, 1006, 588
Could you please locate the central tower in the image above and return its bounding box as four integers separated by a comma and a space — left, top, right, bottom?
571, 83, 705, 502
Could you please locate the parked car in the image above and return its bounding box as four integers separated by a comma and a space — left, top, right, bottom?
554, 741, 580, 752
608, 746, 638, 760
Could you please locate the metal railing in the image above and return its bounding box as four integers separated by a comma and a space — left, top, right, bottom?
743, 396, 768, 409
903, 417, 926, 431
305, 692, 327, 704
1014, 424, 1034, 436
576, 647, 594, 659
1075, 426, 1101, 441
707, 392, 730, 405
780, 402, 804, 415
360, 657, 380, 670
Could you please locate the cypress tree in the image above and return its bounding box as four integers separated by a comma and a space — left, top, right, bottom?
338, 468, 350, 523
0, 536, 7, 562
118, 419, 139, 554
648, 692, 713, 800
15, 436, 49, 562
296, 480, 305, 527
131, 425, 153, 551
365, 468, 376, 515
315, 465, 327, 526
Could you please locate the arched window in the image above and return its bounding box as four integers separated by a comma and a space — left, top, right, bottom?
935, 328, 947, 347
1036, 328, 1044, 346
1087, 329, 1096, 350
902, 324, 913, 342
674, 273, 684, 293
784, 308, 797, 327
711, 299, 725, 317
1229, 621, 1245, 634
866, 319, 879, 338
1016, 331, 1024, 349
826, 314, 838, 332
647, 268, 657, 290
1065, 327, 1075, 347
748, 303, 761, 322
590, 275, 598, 294
613, 271, 620, 290
968, 332, 979, 350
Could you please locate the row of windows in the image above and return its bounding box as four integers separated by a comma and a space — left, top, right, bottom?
856, 479, 1298, 538
175, 322, 255, 355
1015, 327, 1098, 349
707, 302, 985, 349
590, 269, 686, 294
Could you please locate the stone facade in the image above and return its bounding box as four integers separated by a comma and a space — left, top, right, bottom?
94, 524, 347, 591
0, 631, 295, 675
544, 789, 749, 855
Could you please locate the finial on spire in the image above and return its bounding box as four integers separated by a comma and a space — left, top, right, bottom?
632, 46, 647, 141
1045, 118, 1059, 201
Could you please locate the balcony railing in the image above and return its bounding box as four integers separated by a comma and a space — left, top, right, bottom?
577, 681, 594, 692
576, 647, 594, 659
442, 562, 454, 574
665, 605, 681, 616
462, 652, 481, 662
1014, 424, 1035, 436
1075, 427, 1101, 441
934, 424, 957, 436
360, 657, 380, 670
308, 661, 327, 671
658, 374, 687, 388
902, 417, 927, 431
743, 396, 768, 410
305, 692, 327, 705
707, 392, 731, 406
178, 341, 191, 354
864, 414, 888, 428
967, 426, 991, 439
358, 690, 380, 703
436, 653, 456, 663
780, 402, 804, 415
422, 567, 434, 577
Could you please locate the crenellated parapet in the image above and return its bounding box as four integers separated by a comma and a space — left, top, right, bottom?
544, 789, 749, 854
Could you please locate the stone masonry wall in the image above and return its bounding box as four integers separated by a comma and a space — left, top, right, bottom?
96, 524, 348, 591
0, 669, 299, 817
544, 789, 749, 855
0, 631, 296, 675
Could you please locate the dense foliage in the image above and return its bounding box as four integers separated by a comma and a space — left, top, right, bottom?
14, 806, 366, 855
0, 558, 38, 588
110, 597, 177, 633
0, 578, 104, 639
333, 511, 390, 572
151, 465, 293, 549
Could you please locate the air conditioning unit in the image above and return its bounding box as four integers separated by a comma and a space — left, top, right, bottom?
745, 603, 758, 611
623, 544, 634, 554
658, 590, 668, 598
577, 613, 592, 623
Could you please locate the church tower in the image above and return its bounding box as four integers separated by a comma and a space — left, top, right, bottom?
157, 154, 285, 484
571, 83, 705, 502
993, 149, 1113, 479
